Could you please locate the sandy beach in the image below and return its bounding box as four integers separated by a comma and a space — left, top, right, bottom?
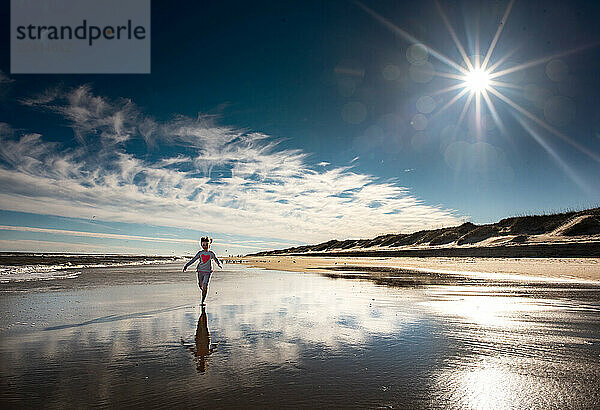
2, 260, 600, 408
240, 255, 600, 283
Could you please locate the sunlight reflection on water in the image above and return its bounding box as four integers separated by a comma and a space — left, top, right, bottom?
1, 263, 599, 408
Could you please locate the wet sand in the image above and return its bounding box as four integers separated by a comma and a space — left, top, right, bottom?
240, 255, 600, 283
1, 262, 600, 408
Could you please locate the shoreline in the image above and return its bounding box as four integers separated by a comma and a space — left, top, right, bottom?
238, 255, 600, 283
249, 241, 600, 258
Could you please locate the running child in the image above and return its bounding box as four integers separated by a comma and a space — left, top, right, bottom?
183, 236, 222, 305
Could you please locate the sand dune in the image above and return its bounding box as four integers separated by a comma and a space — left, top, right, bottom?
249, 208, 600, 258
239, 208, 600, 283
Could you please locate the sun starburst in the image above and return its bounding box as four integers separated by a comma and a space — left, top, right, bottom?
354, 0, 600, 193
464, 68, 490, 93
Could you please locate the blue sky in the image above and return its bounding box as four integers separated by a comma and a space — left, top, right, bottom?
0, 0, 599, 255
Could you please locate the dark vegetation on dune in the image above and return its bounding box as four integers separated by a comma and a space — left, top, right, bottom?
251, 208, 600, 257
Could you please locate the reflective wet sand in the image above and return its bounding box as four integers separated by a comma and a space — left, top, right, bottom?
1, 263, 599, 408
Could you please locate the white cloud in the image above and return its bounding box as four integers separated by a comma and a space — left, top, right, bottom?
0, 238, 143, 254
20, 84, 139, 145
0, 225, 288, 251
0, 225, 197, 244
0, 86, 461, 248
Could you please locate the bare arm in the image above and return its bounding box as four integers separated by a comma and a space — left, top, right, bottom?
211, 251, 222, 268
183, 251, 200, 271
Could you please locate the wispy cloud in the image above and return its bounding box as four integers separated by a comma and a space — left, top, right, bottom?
20, 84, 140, 145
0, 225, 290, 251
0, 239, 144, 254
0, 86, 461, 248
0, 225, 197, 244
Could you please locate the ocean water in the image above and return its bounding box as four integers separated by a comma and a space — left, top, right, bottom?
1, 262, 599, 408
0, 253, 181, 283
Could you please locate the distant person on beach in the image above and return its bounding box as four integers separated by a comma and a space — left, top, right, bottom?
183, 236, 222, 304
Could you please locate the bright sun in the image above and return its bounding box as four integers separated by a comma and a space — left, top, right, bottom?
464, 68, 490, 92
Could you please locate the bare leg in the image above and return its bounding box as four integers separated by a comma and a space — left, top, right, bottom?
198, 281, 204, 303
201, 285, 208, 304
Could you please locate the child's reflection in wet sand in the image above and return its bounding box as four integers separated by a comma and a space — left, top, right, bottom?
181, 306, 217, 373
